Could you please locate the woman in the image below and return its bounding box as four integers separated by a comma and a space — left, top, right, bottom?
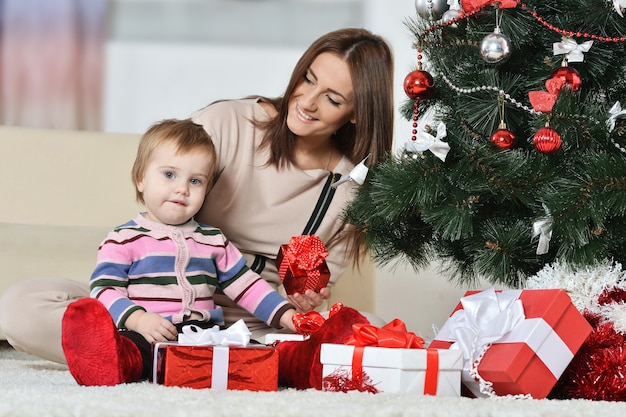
0, 28, 394, 364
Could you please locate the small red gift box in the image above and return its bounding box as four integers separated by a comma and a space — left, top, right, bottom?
276, 235, 330, 295
152, 343, 278, 391
429, 288, 592, 399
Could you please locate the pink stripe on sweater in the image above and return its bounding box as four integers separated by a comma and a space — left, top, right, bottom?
97, 288, 127, 310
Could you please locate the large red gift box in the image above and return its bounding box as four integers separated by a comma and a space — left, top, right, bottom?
429, 288, 592, 399
152, 343, 278, 391
276, 235, 330, 295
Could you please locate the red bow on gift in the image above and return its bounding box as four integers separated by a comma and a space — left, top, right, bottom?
529, 77, 566, 113
344, 319, 425, 349
462, 0, 518, 12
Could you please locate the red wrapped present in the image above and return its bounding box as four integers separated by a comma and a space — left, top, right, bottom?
276, 235, 330, 295
320, 319, 463, 395
429, 288, 592, 399
152, 320, 278, 391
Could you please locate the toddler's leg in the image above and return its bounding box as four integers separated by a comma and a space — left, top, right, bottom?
0, 277, 88, 364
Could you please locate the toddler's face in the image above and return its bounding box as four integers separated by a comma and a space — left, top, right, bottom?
137, 142, 212, 225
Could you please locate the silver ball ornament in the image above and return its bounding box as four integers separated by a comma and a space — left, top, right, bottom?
415, 0, 450, 20
442, 9, 462, 28
480, 28, 511, 64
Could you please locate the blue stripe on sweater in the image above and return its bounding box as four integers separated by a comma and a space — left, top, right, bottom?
253, 291, 287, 324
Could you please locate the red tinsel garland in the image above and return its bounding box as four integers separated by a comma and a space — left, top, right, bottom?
321, 368, 379, 394
549, 311, 626, 401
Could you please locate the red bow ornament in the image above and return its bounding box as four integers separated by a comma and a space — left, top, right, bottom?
462, 0, 518, 12
528, 77, 566, 113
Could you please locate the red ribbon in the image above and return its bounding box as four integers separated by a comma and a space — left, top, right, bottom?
291, 310, 326, 336
278, 235, 329, 290
424, 349, 440, 396
529, 77, 566, 113
291, 302, 344, 336
344, 318, 425, 349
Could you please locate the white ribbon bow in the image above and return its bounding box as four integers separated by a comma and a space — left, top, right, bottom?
332, 153, 371, 188
442, 289, 525, 397
553, 37, 593, 63
447, 289, 525, 367
405, 122, 450, 162
606, 101, 626, 131
532, 204, 553, 256
613, 0, 626, 17
178, 319, 251, 347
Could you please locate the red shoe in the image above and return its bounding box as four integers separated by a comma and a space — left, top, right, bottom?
61, 298, 143, 386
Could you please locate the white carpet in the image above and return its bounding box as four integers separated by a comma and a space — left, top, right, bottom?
1, 342, 625, 417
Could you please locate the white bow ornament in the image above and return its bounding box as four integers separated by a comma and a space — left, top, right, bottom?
332, 153, 371, 188
553, 37, 593, 63
532, 204, 553, 256
613, 0, 626, 17
405, 122, 450, 162
447, 0, 462, 10
606, 101, 626, 131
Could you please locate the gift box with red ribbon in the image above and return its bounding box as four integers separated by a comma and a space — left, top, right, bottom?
152, 320, 278, 391
320, 319, 464, 395
429, 288, 592, 399
276, 235, 330, 295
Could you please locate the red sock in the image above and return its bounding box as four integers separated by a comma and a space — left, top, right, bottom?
61, 298, 143, 386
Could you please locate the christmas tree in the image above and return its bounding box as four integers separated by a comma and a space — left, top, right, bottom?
345, 0, 626, 288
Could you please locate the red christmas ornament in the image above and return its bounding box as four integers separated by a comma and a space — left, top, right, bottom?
403, 69, 434, 100
490, 128, 516, 149
549, 66, 582, 92
533, 126, 562, 154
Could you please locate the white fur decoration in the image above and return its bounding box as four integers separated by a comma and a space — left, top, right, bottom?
525, 260, 626, 333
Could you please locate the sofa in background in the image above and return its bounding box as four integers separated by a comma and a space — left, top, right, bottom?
0, 125, 377, 339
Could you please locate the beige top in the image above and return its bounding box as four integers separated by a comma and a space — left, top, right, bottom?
191, 99, 359, 326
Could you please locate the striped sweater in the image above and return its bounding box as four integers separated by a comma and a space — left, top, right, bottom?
90, 213, 293, 329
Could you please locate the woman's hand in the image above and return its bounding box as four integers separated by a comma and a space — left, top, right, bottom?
124, 310, 178, 343
287, 287, 331, 313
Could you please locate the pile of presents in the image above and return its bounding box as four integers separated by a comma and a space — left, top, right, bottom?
153, 288, 591, 399
152, 236, 620, 400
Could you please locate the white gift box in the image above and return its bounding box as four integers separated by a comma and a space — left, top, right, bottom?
263, 333, 306, 345
320, 344, 463, 396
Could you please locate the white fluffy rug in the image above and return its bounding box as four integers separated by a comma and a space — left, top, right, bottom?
1, 342, 625, 417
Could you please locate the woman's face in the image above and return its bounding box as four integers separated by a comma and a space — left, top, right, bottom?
286, 52, 356, 142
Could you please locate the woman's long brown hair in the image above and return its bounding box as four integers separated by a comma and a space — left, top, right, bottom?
253, 28, 395, 269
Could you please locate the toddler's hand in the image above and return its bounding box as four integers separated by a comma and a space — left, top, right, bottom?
125, 310, 178, 343
279, 308, 297, 332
